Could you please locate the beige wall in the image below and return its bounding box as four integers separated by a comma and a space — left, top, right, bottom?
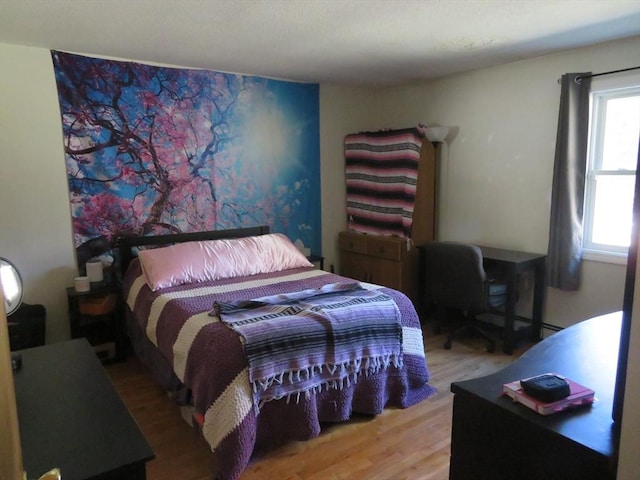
0, 44, 77, 342
319, 85, 378, 272
374, 36, 640, 329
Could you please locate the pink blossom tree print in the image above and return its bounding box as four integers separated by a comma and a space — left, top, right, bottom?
51, 51, 320, 262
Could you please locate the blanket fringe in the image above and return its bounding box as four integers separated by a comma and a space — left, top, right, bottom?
253, 353, 403, 411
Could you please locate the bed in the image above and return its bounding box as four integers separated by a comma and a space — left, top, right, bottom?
117, 226, 436, 480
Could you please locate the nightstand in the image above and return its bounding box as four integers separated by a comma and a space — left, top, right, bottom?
8, 303, 46, 351
307, 254, 325, 270
66, 282, 125, 362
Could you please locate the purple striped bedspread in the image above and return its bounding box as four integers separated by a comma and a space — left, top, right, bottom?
124, 259, 436, 480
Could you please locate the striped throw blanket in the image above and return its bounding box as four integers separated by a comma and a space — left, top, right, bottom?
345, 126, 425, 237
213, 282, 403, 408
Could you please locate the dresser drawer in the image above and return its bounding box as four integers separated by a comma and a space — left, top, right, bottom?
338, 230, 418, 303
366, 236, 402, 261
338, 231, 367, 254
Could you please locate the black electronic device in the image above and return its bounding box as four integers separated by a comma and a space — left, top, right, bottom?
520, 373, 570, 403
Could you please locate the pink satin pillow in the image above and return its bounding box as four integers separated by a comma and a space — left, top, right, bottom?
138, 233, 313, 291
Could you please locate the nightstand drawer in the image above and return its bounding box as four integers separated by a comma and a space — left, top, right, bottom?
366, 236, 402, 261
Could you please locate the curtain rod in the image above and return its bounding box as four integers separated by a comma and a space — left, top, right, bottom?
577, 66, 640, 82
557, 66, 640, 84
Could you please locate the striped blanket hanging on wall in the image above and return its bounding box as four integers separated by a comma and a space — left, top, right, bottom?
344, 126, 425, 238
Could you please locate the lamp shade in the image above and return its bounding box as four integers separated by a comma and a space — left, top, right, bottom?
425, 126, 449, 143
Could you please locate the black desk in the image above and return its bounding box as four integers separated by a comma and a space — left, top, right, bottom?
307, 254, 325, 270
13, 339, 154, 480
479, 245, 547, 354
449, 312, 620, 480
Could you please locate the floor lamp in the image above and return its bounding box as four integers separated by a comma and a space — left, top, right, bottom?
424, 126, 450, 240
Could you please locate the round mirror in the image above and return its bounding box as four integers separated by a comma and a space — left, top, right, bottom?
1, 257, 23, 316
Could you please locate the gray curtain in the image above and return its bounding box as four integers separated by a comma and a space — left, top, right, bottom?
546, 72, 591, 290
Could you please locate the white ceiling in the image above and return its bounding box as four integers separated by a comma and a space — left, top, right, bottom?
1, 0, 639, 86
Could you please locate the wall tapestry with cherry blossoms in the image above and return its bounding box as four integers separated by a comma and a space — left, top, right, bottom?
51, 51, 320, 267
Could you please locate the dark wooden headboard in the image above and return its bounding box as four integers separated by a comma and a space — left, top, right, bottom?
115, 225, 271, 277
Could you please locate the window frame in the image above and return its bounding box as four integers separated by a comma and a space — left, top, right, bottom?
582, 74, 640, 265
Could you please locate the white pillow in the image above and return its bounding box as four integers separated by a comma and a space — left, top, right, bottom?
138, 233, 313, 291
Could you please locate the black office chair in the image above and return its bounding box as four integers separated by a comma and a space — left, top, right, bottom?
421, 241, 507, 352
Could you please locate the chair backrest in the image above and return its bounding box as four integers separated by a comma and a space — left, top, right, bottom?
422, 241, 488, 312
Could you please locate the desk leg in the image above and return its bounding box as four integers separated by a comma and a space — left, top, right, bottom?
502, 267, 518, 355
531, 259, 546, 342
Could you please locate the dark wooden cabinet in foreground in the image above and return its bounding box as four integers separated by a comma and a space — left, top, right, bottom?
449, 312, 621, 480
13, 339, 154, 479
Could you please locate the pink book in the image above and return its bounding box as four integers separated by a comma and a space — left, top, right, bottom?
502, 373, 595, 415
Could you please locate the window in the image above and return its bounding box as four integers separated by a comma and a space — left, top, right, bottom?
583, 75, 640, 263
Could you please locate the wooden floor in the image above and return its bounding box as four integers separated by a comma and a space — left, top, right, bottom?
105, 325, 526, 480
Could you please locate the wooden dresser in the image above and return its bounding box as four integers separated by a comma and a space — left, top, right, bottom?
339, 136, 437, 305
338, 231, 420, 302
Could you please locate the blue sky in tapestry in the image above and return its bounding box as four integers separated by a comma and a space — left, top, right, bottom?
51, 51, 321, 259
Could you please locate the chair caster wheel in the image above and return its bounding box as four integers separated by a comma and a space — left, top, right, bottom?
444, 340, 452, 350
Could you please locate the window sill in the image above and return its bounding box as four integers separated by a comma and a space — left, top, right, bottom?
583, 249, 628, 265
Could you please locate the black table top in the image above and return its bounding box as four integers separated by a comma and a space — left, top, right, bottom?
478, 245, 547, 264
13, 338, 154, 480
451, 311, 621, 459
